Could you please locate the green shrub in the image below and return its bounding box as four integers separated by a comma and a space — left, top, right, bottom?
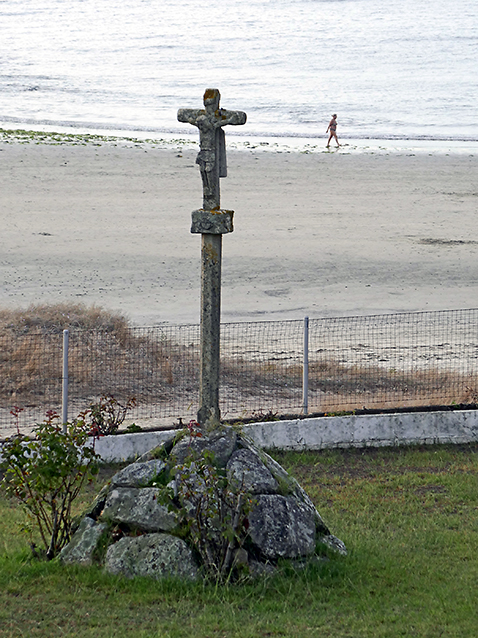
1, 411, 100, 559
80, 394, 137, 436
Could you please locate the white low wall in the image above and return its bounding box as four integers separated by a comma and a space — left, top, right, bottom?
88, 409, 478, 463
242, 409, 478, 451
92, 430, 177, 463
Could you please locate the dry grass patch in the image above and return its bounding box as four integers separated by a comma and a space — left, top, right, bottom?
0, 304, 198, 426
0, 304, 130, 336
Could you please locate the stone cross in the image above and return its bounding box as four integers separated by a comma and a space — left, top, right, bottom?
178, 89, 247, 428
178, 88, 247, 211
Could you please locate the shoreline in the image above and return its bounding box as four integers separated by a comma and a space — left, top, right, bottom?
1, 125, 477, 157
1, 133, 478, 326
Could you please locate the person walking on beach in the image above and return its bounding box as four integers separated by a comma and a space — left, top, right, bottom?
326, 114, 340, 147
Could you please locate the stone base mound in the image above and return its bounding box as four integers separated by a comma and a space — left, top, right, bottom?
61, 426, 346, 581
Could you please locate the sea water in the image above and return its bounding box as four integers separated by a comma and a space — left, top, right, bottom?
1, 0, 477, 143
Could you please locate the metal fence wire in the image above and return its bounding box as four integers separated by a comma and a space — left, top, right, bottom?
1, 308, 478, 437
308, 310, 478, 412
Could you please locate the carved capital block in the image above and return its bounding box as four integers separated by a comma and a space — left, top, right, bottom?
191, 209, 234, 235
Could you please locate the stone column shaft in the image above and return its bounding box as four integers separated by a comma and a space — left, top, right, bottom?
191, 209, 234, 429
197, 233, 222, 427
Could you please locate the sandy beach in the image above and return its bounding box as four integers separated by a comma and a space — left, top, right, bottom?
1, 135, 478, 326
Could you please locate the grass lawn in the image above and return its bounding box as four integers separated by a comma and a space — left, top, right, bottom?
1, 444, 478, 637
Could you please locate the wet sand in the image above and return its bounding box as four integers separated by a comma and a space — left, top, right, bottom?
1, 137, 478, 325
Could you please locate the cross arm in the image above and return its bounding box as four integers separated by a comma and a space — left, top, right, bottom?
177, 108, 203, 125
215, 109, 247, 128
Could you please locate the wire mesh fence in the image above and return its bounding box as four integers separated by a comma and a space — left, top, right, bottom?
1, 308, 478, 438
220, 319, 304, 420
308, 309, 478, 412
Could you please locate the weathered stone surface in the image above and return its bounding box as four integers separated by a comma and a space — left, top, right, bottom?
60, 517, 107, 565
227, 448, 279, 495
239, 436, 293, 487
248, 494, 317, 559
102, 487, 177, 532
191, 209, 234, 235
60, 424, 346, 580
319, 534, 348, 556
292, 481, 330, 535
249, 559, 277, 578
110, 459, 167, 488
239, 435, 330, 535
105, 533, 199, 580
172, 427, 237, 468
136, 435, 177, 463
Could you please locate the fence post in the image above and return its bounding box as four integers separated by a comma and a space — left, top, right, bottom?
303, 316, 309, 415
62, 329, 69, 433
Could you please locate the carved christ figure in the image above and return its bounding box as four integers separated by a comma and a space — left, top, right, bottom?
178, 89, 247, 210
